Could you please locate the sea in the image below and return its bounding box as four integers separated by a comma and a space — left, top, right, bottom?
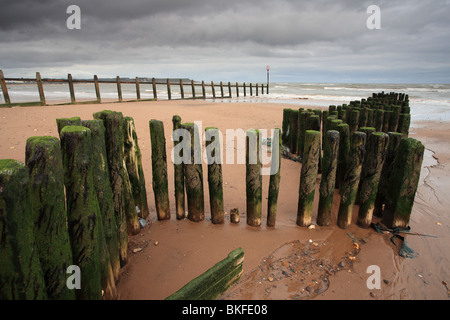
1, 82, 449, 124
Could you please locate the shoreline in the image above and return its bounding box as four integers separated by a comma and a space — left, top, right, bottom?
0, 99, 448, 300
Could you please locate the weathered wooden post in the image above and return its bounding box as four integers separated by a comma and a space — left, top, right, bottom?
246, 129, 262, 227
250, 83, 253, 96
336, 123, 350, 189
135, 77, 141, 101
150, 119, 170, 220
116, 76, 123, 102
374, 109, 384, 132
289, 109, 299, 154
182, 122, 205, 222
382, 138, 424, 228
228, 81, 232, 98
205, 127, 224, 224
123, 117, 149, 219
81, 120, 121, 282
230, 208, 240, 224
172, 115, 186, 220
298, 111, 311, 157
389, 105, 401, 132
60, 126, 102, 300
397, 113, 411, 138
152, 77, 158, 100
211, 81, 216, 99
93, 110, 140, 266
349, 109, 360, 136
25, 136, 75, 300
337, 132, 366, 229
68, 74, 76, 103
267, 129, 281, 227
56, 117, 82, 136
180, 79, 185, 99
374, 132, 403, 217
356, 133, 389, 228
0, 159, 48, 300
296, 130, 321, 227
167, 78, 172, 100
202, 80, 206, 99
220, 81, 224, 98
236, 82, 240, 97
36, 72, 46, 106
359, 108, 368, 128
317, 130, 339, 227
0, 70, 11, 105
382, 110, 392, 132
191, 80, 196, 99
282, 108, 292, 146
243, 82, 247, 96
256, 83, 259, 96
94, 75, 101, 103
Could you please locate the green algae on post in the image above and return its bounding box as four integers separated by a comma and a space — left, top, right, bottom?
150, 119, 170, 220
267, 129, 281, 227
297, 130, 321, 227
60, 126, 102, 300
25, 136, 75, 300
0, 159, 48, 300
336, 123, 350, 189
172, 115, 186, 220
205, 127, 225, 224
56, 117, 81, 136
246, 129, 262, 227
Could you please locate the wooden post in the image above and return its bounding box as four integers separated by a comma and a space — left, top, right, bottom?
256, 83, 259, 96
116, 76, 122, 102
382, 110, 392, 132
220, 81, 224, 98
211, 81, 216, 99
246, 129, 262, 227
389, 105, 401, 132
337, 131, 366, 229
172, 115, 185, 220
317, 130, 340, 227
261, 83, 264, 94
192, 80, 196, 98
382, 138, 424, 228
36, 72, 46, 105
250, 83, 253, 96
94, 75, 101, 103
93, 110, 140, 266
167, 78, 172, 100
289, 109, 299, 154
243, 83, 246, 96
267, 129, 281, 227
374, 109, 384, 132
228, 81, 232, 98
359, 108, 368, 128
123, 117, 149, 219
182, 122, 205, 222
180, 79, 185, 99
349, 110, 360, 136
356, 133, 389, 228
149, 119, 170, 220
0, 70, 11, 105
374, 132, 403, 217
336, 123, 350, 189
68, 74, 76, 103
81, 120, 121, 282
397, 113, 411, 138
230, 208, 240, 224
282, 108, 292, 146
202, 80, 206, 98
236, 82, 239, 97
56, 117, 82, 136
0, 159, 48, 300
205, 127, 225, 224
152, 77, 158, 100
297, 130, 321, 227
60, 126, 102, 300
135, 77, 141, 101
25, 137, 75, 300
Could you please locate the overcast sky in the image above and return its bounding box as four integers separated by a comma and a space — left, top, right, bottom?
0, 0, 449, 83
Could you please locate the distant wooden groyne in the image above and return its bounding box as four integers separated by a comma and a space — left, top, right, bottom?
0, 70, 268, 107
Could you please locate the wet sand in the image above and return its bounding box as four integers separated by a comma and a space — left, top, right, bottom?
0, 99, 448, 300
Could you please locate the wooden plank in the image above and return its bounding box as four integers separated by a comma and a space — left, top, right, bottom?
0, 70, 11, 105
36, 72, 46, 105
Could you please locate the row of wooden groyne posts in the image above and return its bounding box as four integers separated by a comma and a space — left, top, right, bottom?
0, 70, 268, 107
0, 90, 423, 301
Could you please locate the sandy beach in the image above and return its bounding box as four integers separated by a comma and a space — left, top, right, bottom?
0, 99, 448, 300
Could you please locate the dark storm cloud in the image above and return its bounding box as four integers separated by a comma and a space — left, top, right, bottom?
0, 0, 449, 82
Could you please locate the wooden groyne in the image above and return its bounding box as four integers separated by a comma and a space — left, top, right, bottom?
0, 70, 268, 107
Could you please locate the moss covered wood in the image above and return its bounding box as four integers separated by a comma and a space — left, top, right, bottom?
182, 123, 205, 222
356, 133, 389, 228
374, 109, 384, 132
123, 117, 149, 219
296, 130, 321, 227
267, 129, 281, 227
289, 109, 299, 154
389, 105, 401, 132
93, 110, 135, 266
382, 138, 424, 229
317, 130, 339, 227
150, 119, 170, 220
382, 110, 392, 133
56, 117, 81, 136
246, 129, 262, 227
397, 113, 411, 138
205, 127, 224, 224
337, 132, 366, 229
298, 111, 310, 158
0, 159, 48, 300
282, 109, 292, 146
166, 248, 244, 300
60, 126, 102, 300
172, 115, 185, 220
336, 123, 350, 189
348, 110, 360, 136
25, 136, 75, 300
373, 132, 403, 217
